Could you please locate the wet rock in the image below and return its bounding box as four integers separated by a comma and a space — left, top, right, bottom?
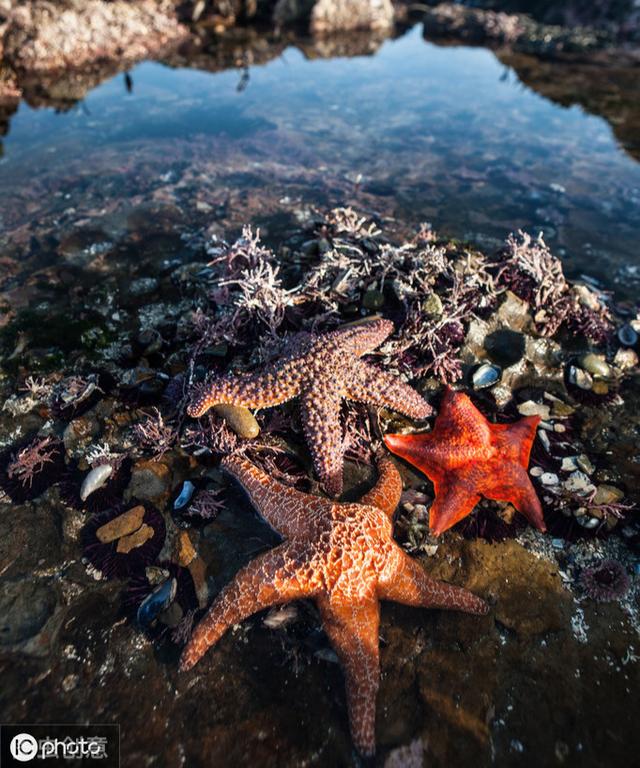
485, 329, 525, 367
0, 579, 56, 645
129, 277, 159, 297
126, 460, 172, 502
517, 400, 550, 419
568, 365, 593, 390
63, 414, 100, 458
212, 404, 260, 439
592, 484, 624, 506
310, 0, 394, 34
563, 471, 595, 496
3, 0, 188, 74
580, 353, 611, 378
613, 347, 638, 370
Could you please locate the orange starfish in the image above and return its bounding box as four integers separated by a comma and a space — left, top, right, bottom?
180, 454, 488, 755
384, 387, 545, 536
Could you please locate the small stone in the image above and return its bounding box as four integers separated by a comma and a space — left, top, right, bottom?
422, 293, 443, 317
212, 404, 260, 439
580, 353, 611, 378
592, 485, 624, 506
551, 400, 575, 418
540, 472, 559, 486
116, 523, 155, 553
563, 471, 595, 496
576, 455, 595, 475
561, 457, 578, 472
472, 362, 501, 390
553, 423, 566, 433
576, 515, 599, 529
173, 530, 197, 567
96, 505, 145, 543
127, 460, 172, 502
517, 400, 550, 419
529, 466, 544, 477
537, 430, 551, 453
591, 380, 609, 396
484, 329, 525, 367
568, 366, 592, 390
613, 347, 638, 370
362, 289, 385, 310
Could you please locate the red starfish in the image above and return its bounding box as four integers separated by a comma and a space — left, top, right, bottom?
180, 453, 487, 756
384, 387, 545, 536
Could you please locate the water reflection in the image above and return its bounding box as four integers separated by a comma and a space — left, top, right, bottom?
1, 25, 639, 295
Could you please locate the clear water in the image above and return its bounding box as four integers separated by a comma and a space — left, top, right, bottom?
1, 25, 639, 290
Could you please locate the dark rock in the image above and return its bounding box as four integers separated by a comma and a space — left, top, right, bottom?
485, 328, 526, 367
0, 579, 56, 645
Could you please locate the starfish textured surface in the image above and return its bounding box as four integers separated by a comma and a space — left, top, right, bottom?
187, 319, 432, 495
384, 386, 544, 536
180, 453, 487, 756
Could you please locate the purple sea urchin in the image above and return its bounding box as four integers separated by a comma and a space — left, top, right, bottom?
0, 435, 65, 502
579, 559, 630, 602
82, 502, 166, 579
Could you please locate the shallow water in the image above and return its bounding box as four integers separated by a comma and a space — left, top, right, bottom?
1, 25, 639, 295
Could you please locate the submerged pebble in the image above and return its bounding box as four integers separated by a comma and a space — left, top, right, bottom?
580, 353, 611, 378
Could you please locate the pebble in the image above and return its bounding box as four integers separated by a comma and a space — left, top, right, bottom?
472, 362, 501, 390
575, 515, 599, 529
563, 471, 595, 496
613, 347, 638, 370
129, 277, 159, 297
96, 505, 145, 544
422, 293, 443, 317
263, 604, 298, 629
540, 472, 559, 486
517, 400, 550, 419
568, 365, 593, 390
80, 464, 113, 501
212, 404, 260, 439
127, 460, 172, 502
592, 484, 624, 506
580, 353, 611, 378
576, 455, 595, 475
561, 457, 578, 472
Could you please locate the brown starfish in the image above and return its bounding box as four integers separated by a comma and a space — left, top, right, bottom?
384, 387, 544, 536
187, 319, 432, 496
180, 453, 488, 756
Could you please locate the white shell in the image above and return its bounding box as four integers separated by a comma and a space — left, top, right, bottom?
80, 464, 113, 501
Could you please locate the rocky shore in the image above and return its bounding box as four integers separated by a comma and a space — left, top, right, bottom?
1, 207, 639, 765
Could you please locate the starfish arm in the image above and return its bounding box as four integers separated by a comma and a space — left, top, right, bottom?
343, 361, 433, 420
488, 464, 546, 532
221, 454, 332, 538
318, 598, 381, 757
180, 543, 312, 671
358, 455, 403, 518
299, 387, 344, 497
378, 548, 488, 615
504, 415, 541, 466
187, 370, 301, 417
428, 475, 482, 536
330, 318, 394, 357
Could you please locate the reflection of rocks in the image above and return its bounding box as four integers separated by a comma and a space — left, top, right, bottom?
497, 50, 640, 160
2, 0, 188, 73
310, 0, 394, 34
